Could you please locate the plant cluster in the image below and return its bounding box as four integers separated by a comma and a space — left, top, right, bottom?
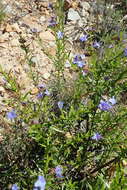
0, 0, 127, 189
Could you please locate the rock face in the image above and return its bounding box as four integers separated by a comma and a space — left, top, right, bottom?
0, 0, 94, 112
67, 8, 81, 21
39, 30, 55, 41
81, 2, 91, 19
64, 0, 93, 50
0, 0, 57, 112
80, 2, 91, 12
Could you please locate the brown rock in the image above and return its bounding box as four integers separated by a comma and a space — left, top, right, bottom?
11, 23, 21, 33
10, 39, 20, 47
5, 24, 13, 32
47, 46, 56, 56
0, 33, 9, 43
39, 30, 55, 41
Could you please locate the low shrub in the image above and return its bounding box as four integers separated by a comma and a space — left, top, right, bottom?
0, 0, 127, 189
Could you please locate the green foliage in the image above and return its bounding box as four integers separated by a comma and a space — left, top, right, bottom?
0, 65, 20, 92
0, 1, 6, 23
0, 0, 127, 189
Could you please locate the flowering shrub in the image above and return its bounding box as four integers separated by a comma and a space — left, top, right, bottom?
0, 0, 127, 189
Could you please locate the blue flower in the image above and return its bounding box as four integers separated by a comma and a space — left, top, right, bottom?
91, 133, 102, 141
37, 92, 43, 99
98, 96, 117, 111
79, 35, 88, 42
57, 101, 64, 109
77, 61, 85, 68
80, 54, 85, 59
48, 17, 57, 27
65, 61, 71, 68
31, 28, 38, 33
93, 41, 100, 49
124, 48, 127, 57
48, 3, 53, 9
6, 110, 17, 120
55, 166, 63, 178
44, 89, 50, 96
73, 54, 86, 68
108, 96, 116, 105
73, 55, 80, 64
33, 176, 46, 190
12, 184, 19, 190
57, 31, 64, 39
98, 100, 112, 111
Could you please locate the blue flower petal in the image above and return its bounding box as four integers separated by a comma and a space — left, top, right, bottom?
6, 110, 17, 120
55, 166, 63, 178
33, 176, 46, 190
57, 101, 64, 109
57, 31, 64, 39
98, 100, 112, 111
92, 133, 102, 141
12, 184, 19, 190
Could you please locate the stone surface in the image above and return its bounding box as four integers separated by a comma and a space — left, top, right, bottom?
39, 30, 55, 41
11, 23, 21, 33
80, 2, 91, 12
10, 39, 20, 47
0, 0, 95, 114
4, 4, 12, 13
67, 8, 81, 21
82, 9, 89, 18
0, 33, 9, 43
